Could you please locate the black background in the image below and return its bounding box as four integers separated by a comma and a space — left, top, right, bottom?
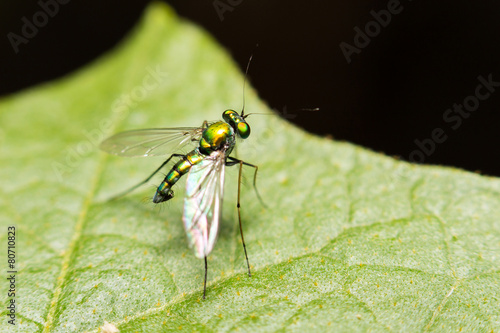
1, 0, 499, 175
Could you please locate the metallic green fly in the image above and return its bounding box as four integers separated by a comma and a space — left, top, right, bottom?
100, 84, 262, 300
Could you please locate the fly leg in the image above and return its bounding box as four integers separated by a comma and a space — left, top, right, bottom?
108, 153, 185, 201
226, 156, 265, 277
203, 256, 208, 299
227, 156, 266, 208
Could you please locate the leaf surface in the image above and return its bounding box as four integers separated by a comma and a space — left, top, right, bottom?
1, 3, 499, 332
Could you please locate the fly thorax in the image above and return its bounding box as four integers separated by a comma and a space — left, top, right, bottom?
199, 121, 235, 154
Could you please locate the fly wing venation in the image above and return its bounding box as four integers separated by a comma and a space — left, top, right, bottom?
183, 151, 226, 258
100, 127, 204, 157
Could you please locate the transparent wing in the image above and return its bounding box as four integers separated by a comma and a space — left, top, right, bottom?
99, 127, 204, 157
183, 150, 226, 258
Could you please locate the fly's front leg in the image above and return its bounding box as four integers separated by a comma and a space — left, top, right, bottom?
226, 156, 266, 208
226, 156, 266, 277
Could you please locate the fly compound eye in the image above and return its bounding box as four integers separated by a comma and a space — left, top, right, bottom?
237, 122, 250, 139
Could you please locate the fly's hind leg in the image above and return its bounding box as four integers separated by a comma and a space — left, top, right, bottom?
108, 153, 185, 201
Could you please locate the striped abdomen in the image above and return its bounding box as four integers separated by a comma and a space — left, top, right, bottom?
153, 150, 204, 203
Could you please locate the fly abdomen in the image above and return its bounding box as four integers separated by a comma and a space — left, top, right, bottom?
153, 178, 175, 204
153, 150, 204, 203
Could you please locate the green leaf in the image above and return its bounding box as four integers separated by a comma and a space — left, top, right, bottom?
1, 3, 500, 332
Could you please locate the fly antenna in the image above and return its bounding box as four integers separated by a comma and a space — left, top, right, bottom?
241, 44, 258, 117
242, 112, 271, 117
243, 107, 319, 119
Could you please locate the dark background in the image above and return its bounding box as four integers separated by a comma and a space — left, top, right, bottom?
1, 0, 499, 175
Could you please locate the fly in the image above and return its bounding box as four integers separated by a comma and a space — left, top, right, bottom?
100, 56, 262, 299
